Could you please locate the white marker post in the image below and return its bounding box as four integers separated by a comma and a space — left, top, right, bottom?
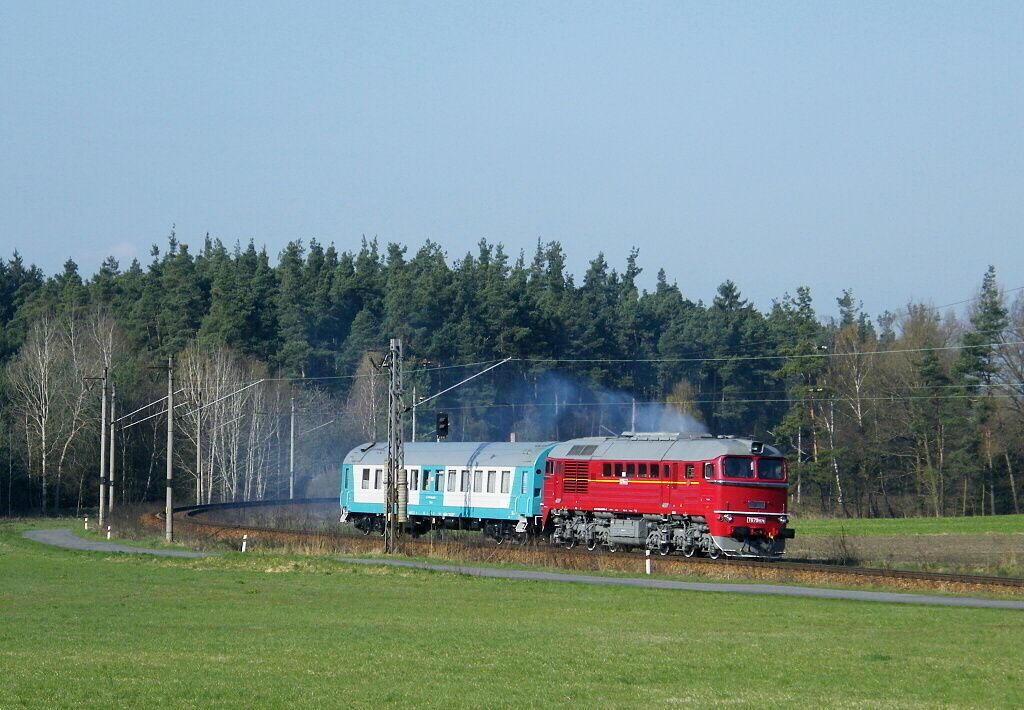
241, 534, 248, 553
84, 517, 89, 531
645, 549, 651, 575
106, 525, 112, 540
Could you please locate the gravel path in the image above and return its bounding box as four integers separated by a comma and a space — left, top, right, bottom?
341, 558, 1024, 610
23, 528, 212, 558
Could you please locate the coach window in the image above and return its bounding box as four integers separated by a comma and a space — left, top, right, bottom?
422, 470, 430, 490
521, 474, 529, 495
500, 470, 511, 494
374, 469, 382, 489
602, 463, 612, 477
434, 472, 444, 491
473, 470, 483, 493
685, 464, 695, 480
487, 470, 497, 493
410, 469, 418, 491
361, 469, 371, 489
461, 470, 470, 492
446, 470, 457, 492
703, 463, 713, 480
638, 463, 648, 478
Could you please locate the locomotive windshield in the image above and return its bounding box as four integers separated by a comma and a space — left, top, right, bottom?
757, 458, 786, 480
722, 457, 754, 478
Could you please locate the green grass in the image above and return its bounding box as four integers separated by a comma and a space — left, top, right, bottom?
2, 521, 1023, 708
796, 513, 1024, 537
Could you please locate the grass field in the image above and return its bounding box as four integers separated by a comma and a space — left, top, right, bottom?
795, 513, 1024, 537
1, 522, 1023, 708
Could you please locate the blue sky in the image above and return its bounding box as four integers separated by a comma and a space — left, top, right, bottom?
1, 1, 1021, 318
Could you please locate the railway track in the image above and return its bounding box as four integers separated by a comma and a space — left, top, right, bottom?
164, 497, 1024, 592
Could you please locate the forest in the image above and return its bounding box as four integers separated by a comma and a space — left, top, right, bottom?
1, 233, 1021, 519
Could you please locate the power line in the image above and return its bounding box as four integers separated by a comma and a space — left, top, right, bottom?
512, 340, 1024, 366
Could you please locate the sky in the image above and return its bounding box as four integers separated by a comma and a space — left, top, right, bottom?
1, 1, 1022, 319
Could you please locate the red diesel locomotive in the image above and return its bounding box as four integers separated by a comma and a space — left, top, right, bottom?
542, 432, 794, 558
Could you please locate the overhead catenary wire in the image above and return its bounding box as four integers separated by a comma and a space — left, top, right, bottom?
437, 391, 1024, 411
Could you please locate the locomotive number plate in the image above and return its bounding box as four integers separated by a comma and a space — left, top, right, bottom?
746, 516, 766, 524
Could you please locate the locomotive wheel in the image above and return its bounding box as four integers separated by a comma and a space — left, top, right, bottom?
586, 538, 597, 551
682, 544, 695, 558
564, 538, 576, 550
607, 543, 618, 553
658, 543, 671, 556
708, 546, 721, 560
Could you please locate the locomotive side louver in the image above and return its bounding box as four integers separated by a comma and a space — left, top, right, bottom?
562, 460, 590, 493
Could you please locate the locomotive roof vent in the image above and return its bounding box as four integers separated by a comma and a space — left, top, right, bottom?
750, 441, 764, 454
622, 432, 680, 441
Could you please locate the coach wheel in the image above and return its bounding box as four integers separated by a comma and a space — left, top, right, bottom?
682, 544, 695, 558
495, 534, 505, 545
586, 538, 598, 552
515, 532, 528, 545
708, 546, 721, 560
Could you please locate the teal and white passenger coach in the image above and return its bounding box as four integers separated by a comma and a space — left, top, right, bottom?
341, 441, 556, 540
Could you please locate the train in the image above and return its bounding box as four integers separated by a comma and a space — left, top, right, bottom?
340, 432, 794, 558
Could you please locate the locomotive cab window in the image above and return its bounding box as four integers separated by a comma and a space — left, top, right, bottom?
650, 464, 660, 479
602, 463, 612, 477
638, 463, 648, 478
722, 457, 754, 479
757, 458, 786, 480
626, 463, 636, 477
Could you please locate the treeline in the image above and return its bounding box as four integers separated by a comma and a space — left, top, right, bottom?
0, 234, 1021, 518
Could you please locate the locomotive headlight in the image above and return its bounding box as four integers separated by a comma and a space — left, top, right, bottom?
778, 515, 788, 525
720, 514, 733, 523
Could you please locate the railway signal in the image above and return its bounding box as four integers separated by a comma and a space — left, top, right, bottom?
436, 412, 449, 440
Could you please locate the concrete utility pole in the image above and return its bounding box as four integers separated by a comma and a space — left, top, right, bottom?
98, 366, 108, 530
384, 338, 405, 553
289, 395, 295, 500
108, 385, 116, 512
165, 356, 174, 543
